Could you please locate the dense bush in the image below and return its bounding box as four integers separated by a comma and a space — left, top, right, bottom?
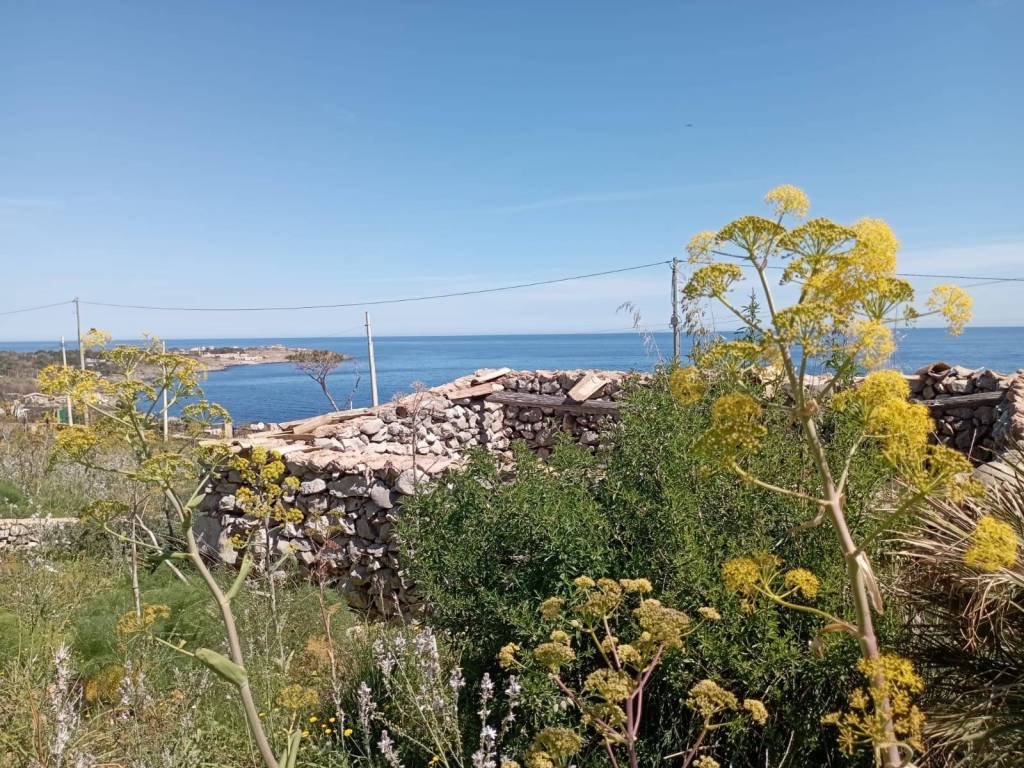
400, 370, 900, 766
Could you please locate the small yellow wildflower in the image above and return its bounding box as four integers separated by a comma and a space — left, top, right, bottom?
309, 715, 318, 723
584, 669, 633, 702
694, 757, 721, 768
743, 698, 769, 725
721, 557, 761, 595
618, 577, 653, 594
572, 576, 595, 588
633, 599, 690, 649
343, 728, 353, 737
533, 642, 575, 671
498, 642, 520, 668
328, 716, 336, 723
116, 603, 171, 636
686, 230, 719, 264
783, 568, 820, 599
697, 606, 722, 621
276, 684, 319, 712
301, 730, 309, 738
538, 596, 565, 619
764, 184, 810, 218
927, 284, 973, 335
549, 629, 571, 645
529, 728, 582, 761
686, 679, 737, 718
964, 515, 1018, 571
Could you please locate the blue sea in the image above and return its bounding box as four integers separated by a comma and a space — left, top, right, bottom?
3, 328, 1023, 424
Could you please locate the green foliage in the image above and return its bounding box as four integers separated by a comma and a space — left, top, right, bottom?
401, 370, 897, 765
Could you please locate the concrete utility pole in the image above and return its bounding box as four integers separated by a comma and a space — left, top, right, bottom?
670, 257, 681, 362
61, 336, 73, 425
74, 297, 89, 424
365, 311, 379, 407
162, 340, 169, 441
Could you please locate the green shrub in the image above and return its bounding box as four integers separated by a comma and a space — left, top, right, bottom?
400, 370, 898, 766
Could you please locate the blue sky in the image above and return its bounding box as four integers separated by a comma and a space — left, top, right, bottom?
2, 1, 1022, 340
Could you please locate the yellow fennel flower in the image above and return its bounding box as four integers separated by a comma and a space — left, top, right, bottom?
964, 515, 1018, 571
764, 184, 810, 218
927, 284, 973, 335
783, 568, 820, 599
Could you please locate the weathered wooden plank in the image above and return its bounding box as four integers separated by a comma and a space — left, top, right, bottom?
567, 372, 608, 402
280, 407, 377, 434
916, 391, 1005, 410
486, 391, 620, 416
448, 382, 504, 401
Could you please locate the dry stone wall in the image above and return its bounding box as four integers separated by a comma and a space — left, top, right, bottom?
197, 368, 634, 615
197, 363, 1024, 615
0, 517, 78, 550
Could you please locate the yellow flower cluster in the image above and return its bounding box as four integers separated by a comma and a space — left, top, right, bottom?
686, 230, 719, 264
84, 664, 126, 704
497, 642, 520, 669
632, 598, 691, 650
686, 679, 737, 719
276, 684, 319, 712
683, 263, 744, 300
823, 654, 925, 758
584, 669, 633, 702
525, 728, 582, 768
538, 596, 565, 619
764, 184, 810, 218
964, 515, 1018, 571
927, 284, 973, 335
668, 367, 706, 406
533, 641, 575, 672
693, 758, 720, 768
743, 698, 769, 725
721, 557, 761, 596
695, 393, 767, 466
783, 568, 820, 599
116, 603, 171, 636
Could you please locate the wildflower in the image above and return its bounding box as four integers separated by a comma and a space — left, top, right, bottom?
764, 184, 810, 218
277, 684, 319, 712
783, 568, 820, 599
309, 715, 318, 723
694, 757, 721, 768
632, 599, 690, 649
668, 367, 705, 406
497, 643, 519, 669
686, 679, 737, 719
696, 393, 767, 464
721, 557, 761, 595
684, 263, 744, 300
584, 669, 633, 702
549, 629, 571, 645
618, 577, 653, 594
743, 698, 769, 725
616, 643, 644, 667
538, 596, 565, 619
344, 728, 353, 736
324, 728, 332, 735
927, 284, 973, 335
576, 577, 624, 619
852, 319, 895, 368
116, 603, 171, 636
529, 728, 582, 761
301, 730, 309, 738
697, 606, 722, 621
533, 642, 575, 672
501, 762, 521, 768
686, 230, 719, 263
378, 729, 403, 768
572, 576, 595, 588
964, 515, 1018, 571
328, 716, 336, 723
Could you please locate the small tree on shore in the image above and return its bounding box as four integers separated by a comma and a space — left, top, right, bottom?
676, 185, 976, 767
287, 349, 352, 411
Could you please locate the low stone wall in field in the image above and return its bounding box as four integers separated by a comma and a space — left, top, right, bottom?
196, 368, 634, 615
0, 517, 78, 551
197, 362, 1024, 615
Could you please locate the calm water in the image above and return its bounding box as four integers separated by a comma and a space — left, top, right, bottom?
3, 328, 1023, 424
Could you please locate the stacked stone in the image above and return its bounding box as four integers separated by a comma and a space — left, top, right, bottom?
198, 368, 635, 615
0, 517, 78, 550
907, 364, 1018, 461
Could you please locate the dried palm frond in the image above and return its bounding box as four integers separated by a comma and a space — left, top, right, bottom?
891, 447, 1024, 767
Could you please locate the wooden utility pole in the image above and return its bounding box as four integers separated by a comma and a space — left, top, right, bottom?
670, 257, 681, 362
74, 297, 89, 424
60, 336, 73, 426
162, 340, 169, 441
365, 311, 379, 407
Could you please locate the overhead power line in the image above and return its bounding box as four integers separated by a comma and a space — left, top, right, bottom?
78, 260, 673, 312
0, 299, 74, 317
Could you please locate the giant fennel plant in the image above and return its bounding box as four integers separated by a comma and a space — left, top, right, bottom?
673, 186, 977, 767
37, 333, 294, 768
